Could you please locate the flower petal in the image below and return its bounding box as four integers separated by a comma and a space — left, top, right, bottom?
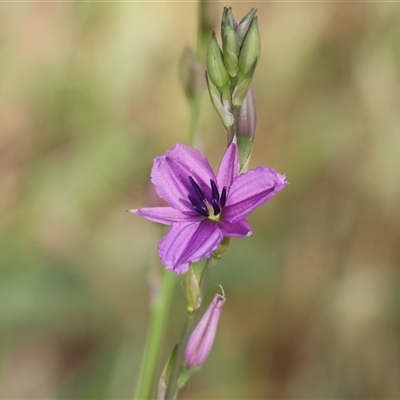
151, 144, 216, 211
158, 221, 223, 274
216, 140, 238, 190
223, 167, 288, 223
129, 207, 198, 225
219, 219, 252, 237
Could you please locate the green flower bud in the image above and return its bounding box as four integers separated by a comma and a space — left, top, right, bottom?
222, 23, 240, 78
221, 7, 237, 38
212, 237, 230, 259
238, 17, 260, 75
206, 32, 230, 90
206, 72, 233, 129
184, 262, 202, 313
236, 8, 257, 47
231, 62, 257, 108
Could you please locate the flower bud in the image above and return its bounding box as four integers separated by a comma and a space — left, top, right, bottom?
222, 23, 240, 78
184, 289, 226, 369
184, 262, 202, 313
179, 47, 205, 100
237, 87, 257, 139
231, 61, 257, 108
236, 8, 257, 47
212, 237, 230, 259
221, 7, 237, 39
236, 87, 257, 171
206, 72, 233, 129
238, 17, 260, 75
206, 32, 230, 90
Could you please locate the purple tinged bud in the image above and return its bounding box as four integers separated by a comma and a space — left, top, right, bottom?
237, 87, 257, 140
179, 47, 205, 100
238, 17, 260, 75
184, 289, 226, 369
237, 87, 257, 171
206, 32, 230, 90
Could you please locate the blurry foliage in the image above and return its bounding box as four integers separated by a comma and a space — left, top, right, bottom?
1, 2, 400, 399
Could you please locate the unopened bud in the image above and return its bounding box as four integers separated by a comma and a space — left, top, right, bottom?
179, 47, 205, 100
237, 87, 257, 171
221, 7, 237, 38
184, 288, 226, 369
236, 8, 257, 47
206, 32, 230, 90
238, 17, 260, 75
206, 72, 233, 129
231, 61, 257, 108
237, 87, 257, 139
184, 262, 202, 313
222, 23, 240, 78
212, 237, 230, 259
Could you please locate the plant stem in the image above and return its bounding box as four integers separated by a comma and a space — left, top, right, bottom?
164, 256, 218, 400
135, 270, 176, 400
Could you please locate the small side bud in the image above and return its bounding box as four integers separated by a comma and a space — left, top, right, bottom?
212, 237, 230, 259
179, 47, 205, 100
184, 262, 202, 313
206, 32, 230, 90
236, 8, 257, 47
222, 23, 240, 78
184, 288, 226, 369
238, 17, 260, 75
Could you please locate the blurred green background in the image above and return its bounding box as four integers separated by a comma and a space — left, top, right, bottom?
1, 1, 400, 399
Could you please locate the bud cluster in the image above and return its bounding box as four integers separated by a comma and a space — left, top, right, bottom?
206, 8, 259, 131
206, 8, 259, 169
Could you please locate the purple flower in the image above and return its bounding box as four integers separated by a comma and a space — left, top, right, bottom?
130, 141, 288, 274
184, 291, 226, 369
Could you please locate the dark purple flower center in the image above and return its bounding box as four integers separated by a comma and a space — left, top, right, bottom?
188, 176, 227, 220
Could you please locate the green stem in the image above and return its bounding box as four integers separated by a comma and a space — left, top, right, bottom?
164, 256, 218, 400
135, 270, 176, 400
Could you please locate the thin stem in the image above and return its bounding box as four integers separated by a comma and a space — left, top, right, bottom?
164, 256, 218, 400
135, 270, 176, 400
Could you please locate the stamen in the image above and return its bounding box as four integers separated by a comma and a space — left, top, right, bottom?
189, 176, 205, 201
220, 187, 227, 207
188, 195, 209, 217
211, 200, 221, 216
210, 179, 219, 202
188, 194, 205, 210
193, 205, 209, 217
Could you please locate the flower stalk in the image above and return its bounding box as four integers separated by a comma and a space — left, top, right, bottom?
163, 255, 219, 400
